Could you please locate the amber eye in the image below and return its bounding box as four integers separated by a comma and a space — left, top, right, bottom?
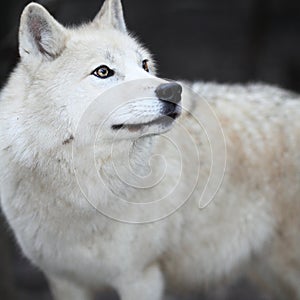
92, 65, 114, 79
142, 59, 149, 72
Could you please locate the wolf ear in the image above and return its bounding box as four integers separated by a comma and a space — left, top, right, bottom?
93, 0, 126, 33
19, 3, 67, 61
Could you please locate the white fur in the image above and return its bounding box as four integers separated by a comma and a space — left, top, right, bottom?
1, 1, 300, 300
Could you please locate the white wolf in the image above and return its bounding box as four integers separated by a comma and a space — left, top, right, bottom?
0, 0, 300, 299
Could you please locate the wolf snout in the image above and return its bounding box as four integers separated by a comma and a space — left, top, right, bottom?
155, 82, 182, 104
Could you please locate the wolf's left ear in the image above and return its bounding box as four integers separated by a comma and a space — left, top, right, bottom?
93, 0, 127, 33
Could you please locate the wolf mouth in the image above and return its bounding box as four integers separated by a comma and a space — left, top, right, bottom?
111, 111, 180, 131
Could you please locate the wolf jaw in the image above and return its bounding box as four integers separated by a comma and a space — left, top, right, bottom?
111, 107, 181, 131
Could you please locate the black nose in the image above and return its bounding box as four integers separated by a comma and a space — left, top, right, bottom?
155, 82, 182, 104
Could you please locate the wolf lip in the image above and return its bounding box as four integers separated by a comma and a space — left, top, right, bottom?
112, 110, 180, 131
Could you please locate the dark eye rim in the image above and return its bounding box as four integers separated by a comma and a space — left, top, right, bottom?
92, 65, 115, 79
142, 59, 150, 72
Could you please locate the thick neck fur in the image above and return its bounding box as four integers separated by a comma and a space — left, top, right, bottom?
66, 135, 156, 212
96, 136, 155, 197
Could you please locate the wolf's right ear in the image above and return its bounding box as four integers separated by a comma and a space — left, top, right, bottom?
92, 0, 126, 33
19, 3, 67, 61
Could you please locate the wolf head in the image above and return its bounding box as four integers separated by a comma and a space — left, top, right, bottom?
16, 0, 182, 148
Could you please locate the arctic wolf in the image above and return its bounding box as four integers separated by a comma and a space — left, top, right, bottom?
0, 0, 300, 299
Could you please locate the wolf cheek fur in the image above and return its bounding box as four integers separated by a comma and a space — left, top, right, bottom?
0, 1, 300, 300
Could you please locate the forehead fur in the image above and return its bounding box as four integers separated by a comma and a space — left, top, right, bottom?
63, 24, 152, 66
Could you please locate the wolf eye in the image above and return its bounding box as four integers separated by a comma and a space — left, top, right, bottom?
142, 59, 149, 72
92, 65, 114, 79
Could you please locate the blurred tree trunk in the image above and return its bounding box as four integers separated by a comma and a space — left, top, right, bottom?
0, 212, 17, 300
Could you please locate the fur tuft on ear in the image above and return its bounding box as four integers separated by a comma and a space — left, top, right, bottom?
93, 0, 127, 33
19, 2, 67, 61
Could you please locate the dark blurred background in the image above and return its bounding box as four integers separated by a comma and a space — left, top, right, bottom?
0, 0, 299, 299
